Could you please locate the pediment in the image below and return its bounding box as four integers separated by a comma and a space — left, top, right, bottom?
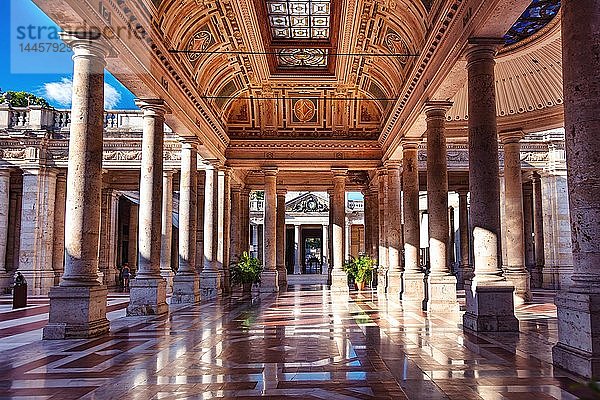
286, 192, 329, 213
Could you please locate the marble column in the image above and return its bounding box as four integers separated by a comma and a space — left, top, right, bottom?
363, 188, 373, 257
0, 169, 10, 288
501, 131, 531, 304
19, 167, 58, 295
44, 33, 110, 339
294, 225, 301, 274
161, 170, 175, 292
128, 99, 168, 316
219, 168, 231, 293
552, 0, 600, 378
386, 162, 403, 301
345, 217, 351, 260
424, 102, 458, 313
127, 204, 138, 268
229, 184, 242, 263
241, 188, 251, 255
370, 187, 379, 261
327, 189, 334, 283
51, 173, 66, 286
532, 173, 545, 285
322, 224, 329, 275
331, 168, 348, 291
172, 141, 200, 303
201, 163, 222, 299
195, 171, 205, 275
522, 182, 537, 286
457, 189, 472, 288
276, 189, 287, 288
402, 140, 425, 307
260, 167, 279, 292
462, 39, 518, 332
98, 188, 119, 288
377, 168, 389, 295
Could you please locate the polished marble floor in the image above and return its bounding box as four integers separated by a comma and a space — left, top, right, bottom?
0, 287, 598, 399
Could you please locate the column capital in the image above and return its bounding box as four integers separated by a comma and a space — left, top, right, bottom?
180, 137, 202, 151
263, 166, 278, 177
400, 139, 420, 151
276, 188, 287, 196
384, 160, 402, 170
59, 31, 112, 60
456, 187, 469, 196
499, 129, 525, 144
377, 166, 388, 177
135, 98, 171, 117
465, 37, 505, 63
241, 187, 252, 196
423, 100, 453, 117
331, 167, 348, 178
163, 169, 176, 178
231, 183, 243, 193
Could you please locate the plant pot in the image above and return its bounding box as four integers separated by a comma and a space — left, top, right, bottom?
242, 282, 253, 293
355, 280, 366, 291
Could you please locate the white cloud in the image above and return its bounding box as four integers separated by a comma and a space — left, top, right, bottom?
41, 77, 122, 109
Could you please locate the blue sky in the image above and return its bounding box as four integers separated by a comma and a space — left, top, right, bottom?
0, 0, 136, 109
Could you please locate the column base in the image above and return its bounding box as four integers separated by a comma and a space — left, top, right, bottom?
552, 291, 600, 379
427, 274, 459, 313
160, 269, 174, 294
504, 270, 531, 305
127, 277, 168, 316
401, 272, 425, 309
330, 270, 349, 293
463, 281, 518, 332
276, 265, 288, 289
259, 270, 279, 293
200, 270, 222, 300
457, 264, 473, 290
22, 270, 55, 296
43, 285, 109, 339
387, 271, 402, 302
172, 273, 200, 303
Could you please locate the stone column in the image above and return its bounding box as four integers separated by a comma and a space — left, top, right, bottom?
370, 187, 379, 261
98, 188, 119, 288
128, 99, 168, 316
331, 168, 348, 291
0, 169, 10, 288
532, 173, 545, 285
51, 173, 67, 286
241, 188, 251, 254
363, 188, 372, 257
200, 163, 222, 299
260, 167, 279, 292
457, 189, 472, 288
424, 101, 458, 313
294, 225, 301, 274
127, 204, 138, 268
276, 189, 287, 288
219, 167, 231, 293
345, 217, 351, 260
501, 131, 531, 304
172, 141, 200, 303
402, 140, 425, 307
44, 33, 110, 339
322, 224, 329, 275
552, 0, 600, 378
161, 170, 175, 292
522, 182, 537, 286
462, 39, 518, 332
229, 184, 242, 263
327, 190, 334, 283
19, 167, 58, 295
195, 171, 205, 275
386, 161, 403, 300
377, 168, 389, 295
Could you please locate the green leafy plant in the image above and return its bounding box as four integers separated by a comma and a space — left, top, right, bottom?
343, 255, 377, 284
230, 251, 263, 285
0, 90, 50, 108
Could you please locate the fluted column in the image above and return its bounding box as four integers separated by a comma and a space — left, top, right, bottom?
161, 170, 175, 292
501, 131, 531, 304
401, 140, 425, 306
128, 99, 168, 315
276, 189, 287, 288
200, 163, 222, 299
260, 167, 279, 292
457, 189, 472, 287
553, 0, 600, 378
462, 39, 518, 332
0, 170, 10, 288
331, 168, 348, 291
229, 184, 242, 263
172, 141, 200, 303
44, 32, 110, 339
424, 101, 458, 313
377, 168, 389, 295
386, 162, 403, 300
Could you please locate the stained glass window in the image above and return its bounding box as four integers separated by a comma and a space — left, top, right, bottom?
266, 1, 331, 40
277, 48, 328, 67
504, 0, 560, 45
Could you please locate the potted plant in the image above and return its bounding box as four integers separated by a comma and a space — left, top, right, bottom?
230, 251, 263, 292
343, 255, 377, 291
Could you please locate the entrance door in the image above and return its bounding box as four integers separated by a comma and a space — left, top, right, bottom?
301, 227, 322, 274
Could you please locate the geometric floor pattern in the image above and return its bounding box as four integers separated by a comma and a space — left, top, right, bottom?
0, 287, 598, 399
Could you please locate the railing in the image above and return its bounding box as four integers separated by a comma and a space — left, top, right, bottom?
250, 200, 264, 212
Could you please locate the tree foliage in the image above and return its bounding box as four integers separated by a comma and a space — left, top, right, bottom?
0, 90, 50, 108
